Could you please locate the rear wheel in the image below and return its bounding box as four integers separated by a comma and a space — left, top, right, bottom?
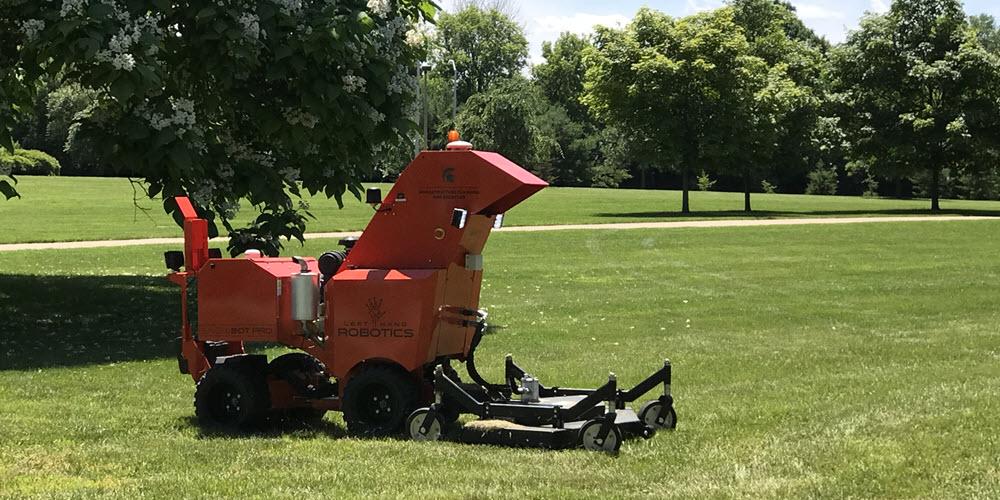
342, 365, 418, 436
194, 365, 269, 429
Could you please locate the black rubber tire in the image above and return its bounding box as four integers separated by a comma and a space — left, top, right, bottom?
194, 365, 269, 429
638, 400, 677, 430
578, 418, 623, 454
342, 365, 419, 436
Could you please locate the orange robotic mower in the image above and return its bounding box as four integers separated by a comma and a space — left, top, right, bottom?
165, 144, 676, 453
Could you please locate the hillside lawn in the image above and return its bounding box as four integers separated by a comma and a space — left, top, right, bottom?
1, 221, 998, 498
3, 175, 1000, 244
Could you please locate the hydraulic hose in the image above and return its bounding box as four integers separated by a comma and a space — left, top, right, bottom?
465, 322, 511, 400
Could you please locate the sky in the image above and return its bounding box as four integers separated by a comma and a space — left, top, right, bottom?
438, 0, 1000, 65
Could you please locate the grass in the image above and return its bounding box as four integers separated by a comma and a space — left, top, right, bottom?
1, 220, 999, 498
3, 175, 1000, 244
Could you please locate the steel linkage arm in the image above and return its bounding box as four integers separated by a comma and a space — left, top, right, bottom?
505, 356, 673, 408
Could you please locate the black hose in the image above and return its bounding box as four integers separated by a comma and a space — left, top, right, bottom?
465, 322, 511, 400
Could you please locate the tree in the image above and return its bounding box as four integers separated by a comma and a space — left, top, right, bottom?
1, 0, 435, 254
456, 77, 558, 178
0, 11, 29, 199
728, 0, 823, 211
534, 32, 592, 123
970, 14, 1000, 54
532, 32, 613, 186
583, 7, 764, 213
435, 5, 528, 105
832, 0, 1000, 211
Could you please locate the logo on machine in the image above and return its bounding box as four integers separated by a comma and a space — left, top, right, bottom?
337, 297, 415, 339
366, 297, 386, 325
442, 167, 455, 183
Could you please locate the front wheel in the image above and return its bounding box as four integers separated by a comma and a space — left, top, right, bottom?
406, 408, 445, 442
638, 400, 677, 430
579, 418, 622, 454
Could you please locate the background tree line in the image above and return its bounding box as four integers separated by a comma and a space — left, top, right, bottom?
378, 0, 1000, 212
5, 0, 1000, 218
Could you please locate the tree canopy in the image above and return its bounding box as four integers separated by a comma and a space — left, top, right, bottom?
1, 0, 435, 254
435, 4, 528, 104
832, 0, 1000, 210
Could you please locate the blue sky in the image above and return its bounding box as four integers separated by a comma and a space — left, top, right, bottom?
440, 0, 1000, 64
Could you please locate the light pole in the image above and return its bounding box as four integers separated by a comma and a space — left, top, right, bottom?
420, 62, 432, 150
414, 63, 424, 157
449, 59, 457, 128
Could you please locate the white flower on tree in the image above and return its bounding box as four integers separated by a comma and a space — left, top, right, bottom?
367, 0, 391, 17
237, 12, 260, 41
19, 19, 45, 42
342, 71, 367, 94
283, 108, 319, 129
272, 0, 304, 17
60, 0, 86, 17
138, 97, 196, 134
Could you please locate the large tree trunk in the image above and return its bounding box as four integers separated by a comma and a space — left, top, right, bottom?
744, 171, 752, 212
640, 167, 647, 189
930, 167, 941, 212
681, 167, 690, 213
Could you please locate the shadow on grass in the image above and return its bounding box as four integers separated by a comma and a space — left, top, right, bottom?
0, 274, 177, 371
593, 208, 1000, 219
177, 416, 351, 441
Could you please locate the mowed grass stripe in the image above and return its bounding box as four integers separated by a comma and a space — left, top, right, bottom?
4, 175, 1000, 244
0, 222, 998, 498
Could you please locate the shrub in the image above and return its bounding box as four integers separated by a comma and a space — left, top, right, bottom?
0, 148, 61, 175
697, 171, 717, 191
805, 163, 838, 195
761, 180, 778, 194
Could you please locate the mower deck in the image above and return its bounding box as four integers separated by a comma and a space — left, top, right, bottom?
407, 354, 677, 453
457, 404, 649, 450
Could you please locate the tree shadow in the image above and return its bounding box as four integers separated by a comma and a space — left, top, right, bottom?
0, 274, 178, 371
593, 208, 1000, 219
176, 415, 351, 441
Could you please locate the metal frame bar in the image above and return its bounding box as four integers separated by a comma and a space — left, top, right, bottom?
504, 356, 672, 408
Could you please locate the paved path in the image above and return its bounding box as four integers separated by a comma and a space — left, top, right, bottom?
0, 215, 994, 252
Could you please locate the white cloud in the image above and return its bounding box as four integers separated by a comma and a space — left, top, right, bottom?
532, 12, 629, 36
870, 0, 890, 13
528, 13, 630, 65
685, 0, 725, 14
791, 2, 846, 20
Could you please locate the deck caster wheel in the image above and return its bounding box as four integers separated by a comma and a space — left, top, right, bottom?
406, 408, 444, 442
579, 418, 622, 454
639, 400, 677, 430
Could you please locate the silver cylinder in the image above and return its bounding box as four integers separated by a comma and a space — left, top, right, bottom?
521, 375, 540, 403
290, 272, 319, 321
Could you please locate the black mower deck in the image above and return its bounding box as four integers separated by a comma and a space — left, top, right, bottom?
407, 354, 677, 453
457, 402, 648, 450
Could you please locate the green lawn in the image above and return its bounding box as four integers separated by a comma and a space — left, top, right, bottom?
1, 220, 998, 498
3, 175, 1000, 244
